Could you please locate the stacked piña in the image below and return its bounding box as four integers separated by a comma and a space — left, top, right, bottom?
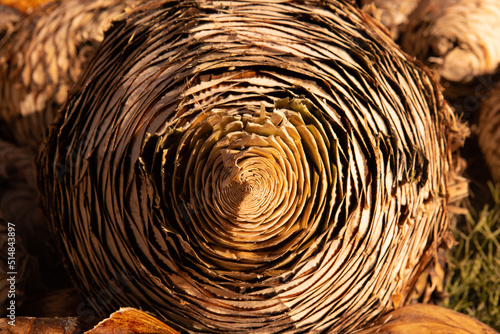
35, 0, 468, 332
0, 4, 22, 40
356, 304, 499, 334
401, 0, 500, 96
0, 0, 129, 319
400, 0, 500, 199
0, 0, 128, 152
358, 0, 420, 38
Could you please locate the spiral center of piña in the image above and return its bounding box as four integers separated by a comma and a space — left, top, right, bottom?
141, 97, 337, 271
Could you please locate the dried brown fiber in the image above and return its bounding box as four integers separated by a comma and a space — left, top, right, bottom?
35, 0, 468, 332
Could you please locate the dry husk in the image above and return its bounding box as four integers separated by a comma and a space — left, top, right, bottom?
36, 0, 468, 332
402, 0, 500, 90
87, 308, 179, 334
0, 0, 128, 152
0, 316, 80, 334
0, 308, 178, 333
2, 304, 497, 333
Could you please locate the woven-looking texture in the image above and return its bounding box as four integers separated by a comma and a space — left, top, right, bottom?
0, 0, 127, 152
37, 0, 467, 332
0, 5, 22, 41
402, 0, 500, 85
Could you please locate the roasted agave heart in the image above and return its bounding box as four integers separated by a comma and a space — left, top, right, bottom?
36, 0, 467, 332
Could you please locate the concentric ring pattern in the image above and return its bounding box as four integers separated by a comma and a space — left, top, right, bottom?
36, 0, 467, 332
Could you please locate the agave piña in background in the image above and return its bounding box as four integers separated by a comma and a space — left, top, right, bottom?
0, 0, 128, 152
0, 0, 131, 318
0, 4, 22, 40
401, 0, 500, 99
357, 0, 421, 39
35, 0, 469, 332
361, 0, 500, 329
355, 303, 499, 334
